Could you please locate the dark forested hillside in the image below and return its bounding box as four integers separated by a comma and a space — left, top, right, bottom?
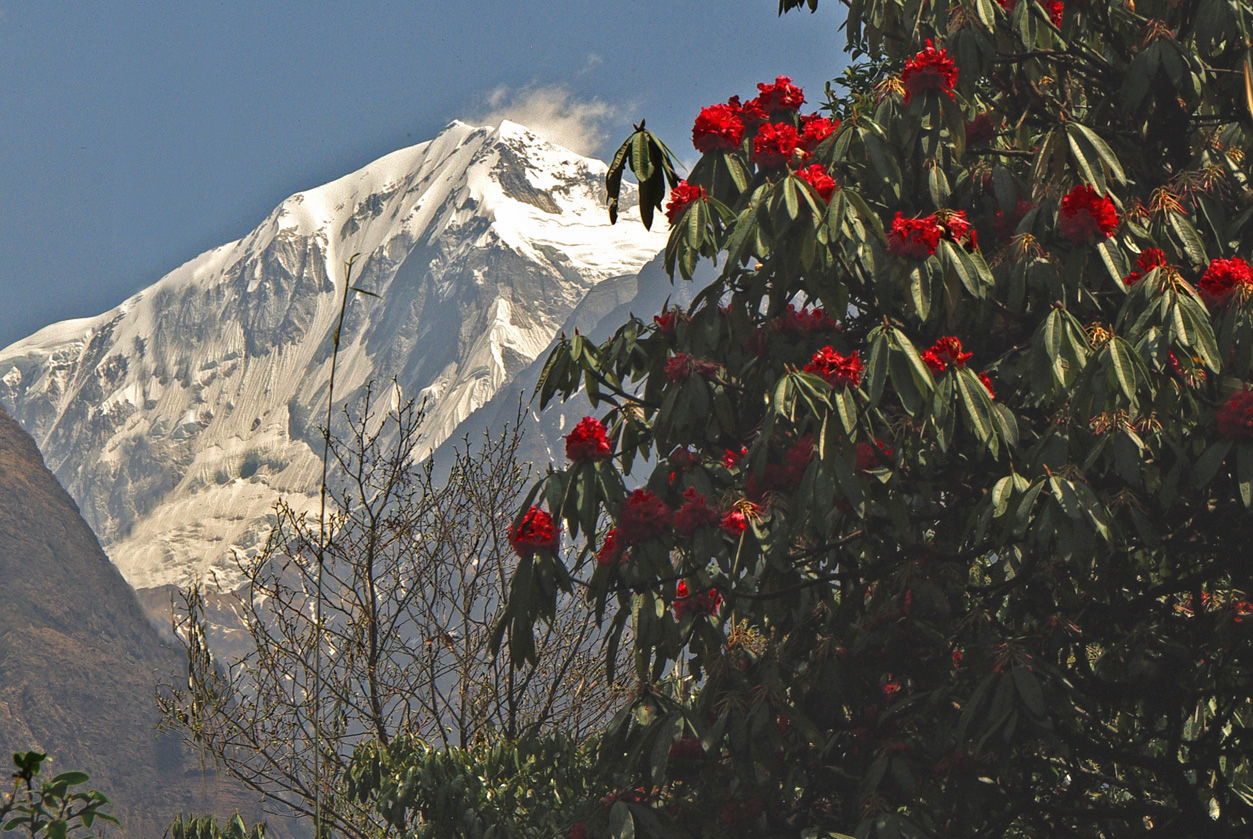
0, 408, 262, 837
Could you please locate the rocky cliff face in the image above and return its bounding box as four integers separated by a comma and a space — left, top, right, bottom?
0, 409, 265, 837
0, 120, 664, 594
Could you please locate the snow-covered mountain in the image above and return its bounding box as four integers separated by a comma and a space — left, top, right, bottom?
0, 120, 665, 593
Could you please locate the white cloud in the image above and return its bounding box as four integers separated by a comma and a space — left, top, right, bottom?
471, 84, 616, 157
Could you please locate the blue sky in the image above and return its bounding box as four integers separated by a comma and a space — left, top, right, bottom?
0, 1, 846, 349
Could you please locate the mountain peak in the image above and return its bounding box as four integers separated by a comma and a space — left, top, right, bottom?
0, 119, 665, 593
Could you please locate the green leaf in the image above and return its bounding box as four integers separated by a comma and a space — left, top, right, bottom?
1193, 440, 1233, 489
955, 367, 995, 446
609, 801, 636, 839
1238, 442, 1253, 508
49, 771, 89, 786
835, 387, 858, 433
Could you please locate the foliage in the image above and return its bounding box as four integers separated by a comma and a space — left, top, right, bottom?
499, 0, 1253, 836
345, 733, 597, 839
159, 392, 618, 838
0, 752, 117, 839
166, 813, 267, 839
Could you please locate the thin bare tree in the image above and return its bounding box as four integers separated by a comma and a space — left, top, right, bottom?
159, 388, 621, 838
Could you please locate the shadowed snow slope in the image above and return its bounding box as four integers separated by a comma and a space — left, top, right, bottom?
0, 120, 664, 592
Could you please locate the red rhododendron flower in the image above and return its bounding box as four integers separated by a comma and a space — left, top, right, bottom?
665, 180, 706, 225
799, 113, 838, 151
596, 528, 625, 566
721, 508, 749, 536
922, 336, 973, 372
1234, 601, 1253, 624
901, 40, 959, 104
568, 824, 588, 839
796, 164, 837, 202
979, 372, 996, 399
787, 434, 815, 473
654, 311, 677, 334
692, 102, 745, 153
856, 440, 894, 471
752, 121, 801, 167
888, 213, 943, 258
618, 489, 673, 545
674, 487, 720, 536
510, 506, 558, 557
752, 76, 805, 113
565, 416, 612, 462
674, 579, 723, 619
939, 209, 978, 251
805, 346, 863, 388
1217, 391, 1253, 439
730, 94, 768, 125
777, 304, 837, 333
1042, 0, 1064, 27
1197, 257, 1253, 306
1059, 184, 1119, 243
1123, 248, 1169, 286
665, 353, 696, 382
965, 113, 997, 145
784, 305, 839, 333
722, 446, 748, 468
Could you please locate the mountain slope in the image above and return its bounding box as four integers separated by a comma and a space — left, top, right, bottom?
0, 120, 664, 593
0, 408, 265, 837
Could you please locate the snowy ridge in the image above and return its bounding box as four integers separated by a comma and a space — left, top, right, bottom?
0, 120, 664, 591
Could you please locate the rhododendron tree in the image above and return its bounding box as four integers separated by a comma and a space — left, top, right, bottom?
496, 0, 1253, 835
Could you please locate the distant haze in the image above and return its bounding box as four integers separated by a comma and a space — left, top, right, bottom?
0, 2, 845, 351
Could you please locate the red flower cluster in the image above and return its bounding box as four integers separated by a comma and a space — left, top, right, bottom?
665, 353, 695, 382
565, 416, 612, 462
749, 435, 815, 496
754, 75, 805, 113
692, 101, 746, 153
1197, 257, 1253, 306
721, 507, 749, 535
938, 209, 978, 251
567, 823, 588, 839
1235, 601, 1253, 624
888, 212, 943, 258
664, 352, 720, 383
805, 346, 863, 388
674, 579, 723, 619
1042, 0, 1064, 27
965, 113, 997, 146
1059, 184, 1118, 244
799, 113, 838, 151
979, 372, 996, 399
1217, 391, 1253, 439
922, 336, 973, 372
777, 304, 837, 333
509, 506, 558, 557
596, 528, 623, 566
722, 446, 748, 468
665, 180, 706, 225
691, 78, 806, 154
1123, 248, 1169, 286
674, 487, 720, 536
618, 489, 673, 544
796, 164, 837, 202
751, 121, 800, 168
901, 40, 959, 104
